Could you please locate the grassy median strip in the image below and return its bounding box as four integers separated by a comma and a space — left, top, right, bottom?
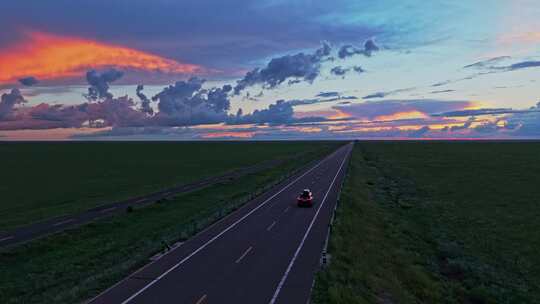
314, 142, 540, 304
0, 141, 331, 231
0, 142, 340, 304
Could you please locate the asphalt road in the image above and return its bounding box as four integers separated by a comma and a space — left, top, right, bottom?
0, 157, 288, 248
89, 142, 353, 304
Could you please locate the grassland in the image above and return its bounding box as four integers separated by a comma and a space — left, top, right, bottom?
314, 141, 540, 304
0, 141, 339, 304
0, 141, 334, 231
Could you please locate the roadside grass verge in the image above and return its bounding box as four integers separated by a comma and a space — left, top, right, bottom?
0, 142, 341, 304
0, 141, 330, 231
313, 142, 540, 304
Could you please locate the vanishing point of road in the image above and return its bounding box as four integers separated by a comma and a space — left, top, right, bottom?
89, 142, 353, 304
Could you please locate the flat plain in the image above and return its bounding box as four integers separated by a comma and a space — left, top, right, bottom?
0, 141, 340, 303
314, 141, 540, 304
0, 141, 336, 231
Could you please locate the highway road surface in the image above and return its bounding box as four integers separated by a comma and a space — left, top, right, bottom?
88, 142, 353, 304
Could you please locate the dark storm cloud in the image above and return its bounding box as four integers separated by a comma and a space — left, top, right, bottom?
85, 69, 124, 101
337, 39, 379, 59
0, 89, 27, 119
233, 42, 332, 94
18, 77, 39, 86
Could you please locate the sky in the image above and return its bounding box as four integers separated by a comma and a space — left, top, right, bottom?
0, 0, 539, 140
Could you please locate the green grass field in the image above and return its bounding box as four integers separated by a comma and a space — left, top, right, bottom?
314, 141, 540, 304
0, 141, 339, 303
0, 141, 335, 231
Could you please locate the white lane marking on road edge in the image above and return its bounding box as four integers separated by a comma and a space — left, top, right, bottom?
195, 294, 207, 304
266, 221, 277, 231
0, 236, 14, 242
268, 146, 350, 304
118, 146, 345, 304
136, 198, 147, 203
235, 246, 253, 264
53, 219, 75, 226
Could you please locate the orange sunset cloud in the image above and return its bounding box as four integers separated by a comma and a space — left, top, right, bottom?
374, 110, 428, 121
0, 31, 205, 84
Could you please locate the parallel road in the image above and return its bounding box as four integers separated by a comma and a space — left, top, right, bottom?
0, 157, 289, 248
89, 142, 353, 304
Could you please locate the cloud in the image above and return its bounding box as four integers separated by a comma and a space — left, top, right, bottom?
85, 69, 124, 101
353, 66, 365, 74
136, 85, 153, 115
230, 100, 294, 124
229, 100, 327, 125
363, 87, 415, 99
431, 80, 453, 87
151, 77, 232, 126
506, 61, 540, 71
233, 42, 332, 94
18, 77, 39, 86
63, 99, 540, 140
363, 39, 380, 56
409, 126, 430, 137
433, 107, 540, 117
2, 75, 334, 131
0, 95, 148, 130
430, 89, 455, 94
287, 94, 358, 107
464, 56, 540, 72
316, 91, 339, 98
0, 31, 204, 84
0, 1, 384, 72
463, 56, 511, 69
0, 89, 27, 119
430, 76, 474, 88
286, 99, 321, 106
334, 99, 473, 120
330, 66, 349, 76
363, 92, 386, 99
337, 39, 379, 59
449, 117, 475, 131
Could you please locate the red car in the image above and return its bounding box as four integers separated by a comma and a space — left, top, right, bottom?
297, 189, 313, 207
